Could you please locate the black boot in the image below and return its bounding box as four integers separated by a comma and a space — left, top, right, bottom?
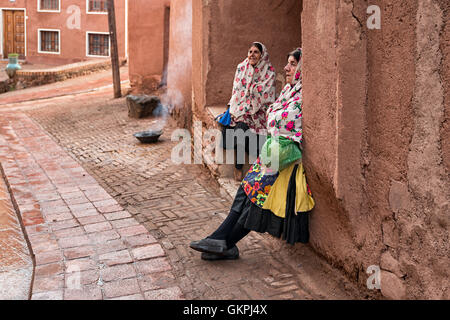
201, 246, 239, 260
189, 238, 227, 254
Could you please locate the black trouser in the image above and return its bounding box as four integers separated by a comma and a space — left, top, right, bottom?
209, 186, 250, 248
221, 122, 265, 170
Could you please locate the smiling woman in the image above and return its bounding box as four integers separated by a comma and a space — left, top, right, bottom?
221, 42, 276, 180
247, 42, 262, 66
228, 42, 276, 135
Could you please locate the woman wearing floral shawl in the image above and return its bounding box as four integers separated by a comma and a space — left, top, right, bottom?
222, 42, 276, 181
192, 48, 315, 260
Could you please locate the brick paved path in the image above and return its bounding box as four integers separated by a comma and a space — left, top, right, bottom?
19, 92, 365, 300
0, 111, 182, 300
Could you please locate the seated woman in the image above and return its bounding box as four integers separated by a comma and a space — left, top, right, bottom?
222, 42, 276, 181
191, 48, 315, 260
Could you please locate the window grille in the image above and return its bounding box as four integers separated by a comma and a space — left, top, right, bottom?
88, 34, 109, 56
40, 0, 59, 11
89, 0, 108, 12
40, 30, 59, 53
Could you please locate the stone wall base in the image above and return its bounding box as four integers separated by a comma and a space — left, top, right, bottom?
11, 59, 127, 90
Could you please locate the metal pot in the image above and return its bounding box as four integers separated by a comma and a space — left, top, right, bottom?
133, 130, 163, 143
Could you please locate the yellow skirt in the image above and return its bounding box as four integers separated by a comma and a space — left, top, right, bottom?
262, 162, 315, 218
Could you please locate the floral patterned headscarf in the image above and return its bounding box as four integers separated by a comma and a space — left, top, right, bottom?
267, 48, 303, 146
229, 42, 276, 134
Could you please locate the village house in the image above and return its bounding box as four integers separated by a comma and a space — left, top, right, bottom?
127, 0, 449, 300
1, 0, 127, 65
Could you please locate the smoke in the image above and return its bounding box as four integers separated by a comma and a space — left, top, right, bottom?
149, 0, 192, 132
160, 89, 184, 112
149, 89, 182, 131
152, 103, 169, 118
148, 102, 170, 132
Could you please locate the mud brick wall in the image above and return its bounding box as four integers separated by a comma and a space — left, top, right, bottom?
128, 0, 169, 94
301, 0, 449, 299
192, 0, 302, 112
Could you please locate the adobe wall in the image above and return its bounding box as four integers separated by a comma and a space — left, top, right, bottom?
128, 0, 169, 93
166, 0, 192, 129
191, 0, 207, 112
2, 0, 127, 65
438, 0, 450, 182
300, 0, 365, 288
192, 0, 302, 112
301, 0, 449, 299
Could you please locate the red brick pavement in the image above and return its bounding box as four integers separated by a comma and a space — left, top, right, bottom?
0, 112, 183, 300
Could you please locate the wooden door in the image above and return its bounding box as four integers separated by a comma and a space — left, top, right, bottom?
3, 10, 25, 59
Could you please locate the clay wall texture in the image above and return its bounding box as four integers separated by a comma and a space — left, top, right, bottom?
166, 0, 192, 128
1, 0, 127, 65
192, 0, 302, 111
128, 0, 169, 91
127, 0, 192, 127
302, 0, 449, 299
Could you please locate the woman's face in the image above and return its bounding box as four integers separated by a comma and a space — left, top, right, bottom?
248, 46, 262, 66
284, 55, 298, 84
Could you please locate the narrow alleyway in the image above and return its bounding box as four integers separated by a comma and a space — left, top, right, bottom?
0, 74, 369, 299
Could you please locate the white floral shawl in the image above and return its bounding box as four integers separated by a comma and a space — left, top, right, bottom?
229, 42, 276, 134
267, 49, 303, 146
